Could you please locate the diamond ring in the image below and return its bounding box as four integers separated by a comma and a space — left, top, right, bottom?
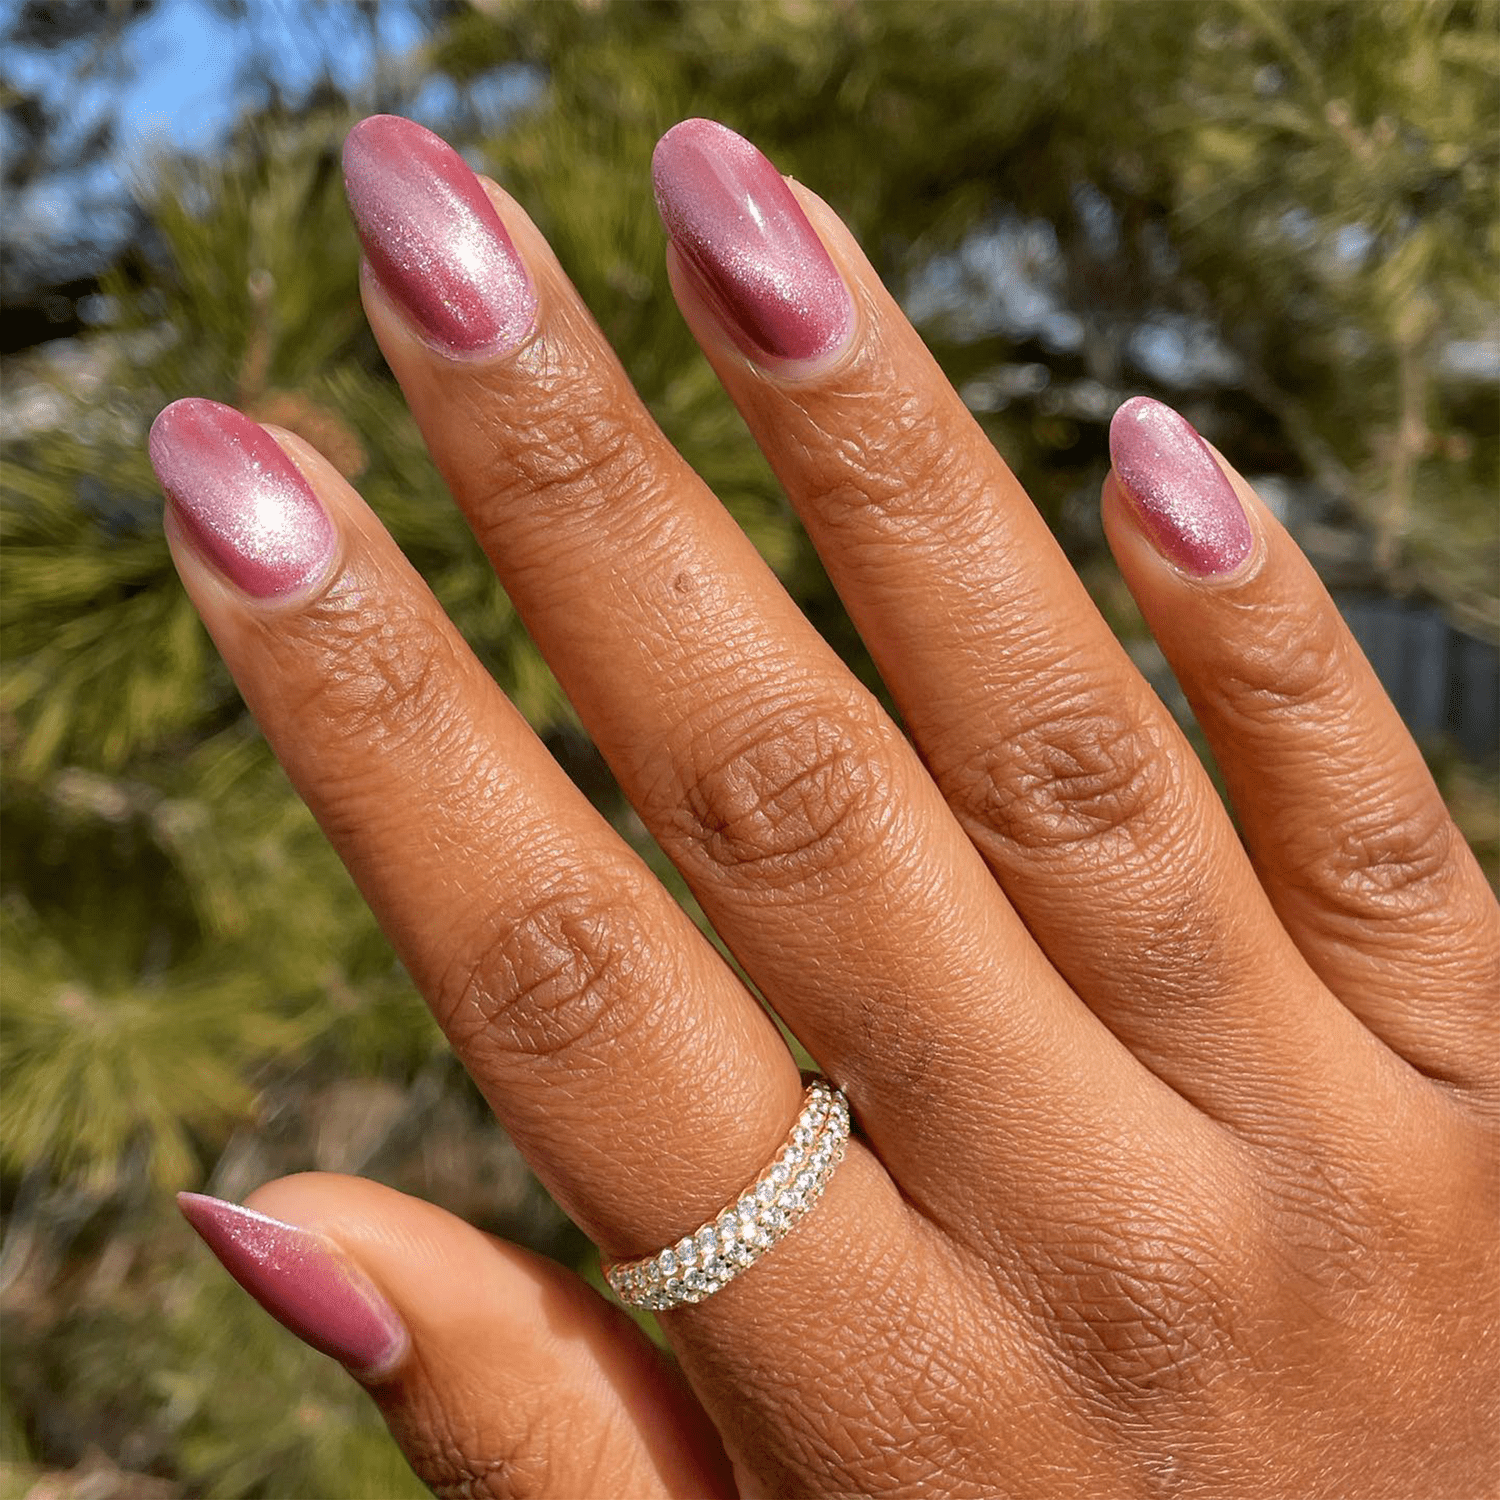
603, 1077, 851, 1311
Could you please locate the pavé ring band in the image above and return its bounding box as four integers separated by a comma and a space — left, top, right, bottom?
604, 1077, 851, 1311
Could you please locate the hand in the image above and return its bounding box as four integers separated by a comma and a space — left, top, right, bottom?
154, 116, 1498, 1499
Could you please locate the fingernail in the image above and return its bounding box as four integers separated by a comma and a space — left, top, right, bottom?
149, 399, 336, 599
652, 118, 853, 366
1109, 396, 1254, 577
342, 114, 535, 356
178, 1193, 408, 1379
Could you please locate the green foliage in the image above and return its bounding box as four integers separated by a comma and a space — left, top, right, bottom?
2, 1, 1495, 1494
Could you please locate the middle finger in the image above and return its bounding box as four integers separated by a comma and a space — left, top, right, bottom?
341, 114, 1203, 1227
650, 119, 1397, 1136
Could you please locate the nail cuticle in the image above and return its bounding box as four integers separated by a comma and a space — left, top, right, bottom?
1121, 484, 1264, 589
668, 237, 861, 382
164, 494, 341, 609
356, 253, 539, 369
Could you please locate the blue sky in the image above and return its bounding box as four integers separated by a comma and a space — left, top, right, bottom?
113, 0, 431, 155
2, 0, 460, 287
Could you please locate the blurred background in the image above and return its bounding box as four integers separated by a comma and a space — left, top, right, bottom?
1, 0, 1496, 1494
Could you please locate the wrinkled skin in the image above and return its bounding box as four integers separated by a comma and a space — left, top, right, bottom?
165, 149, 1498, 1500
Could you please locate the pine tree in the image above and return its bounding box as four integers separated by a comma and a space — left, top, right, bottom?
3, 2, 1494, 1492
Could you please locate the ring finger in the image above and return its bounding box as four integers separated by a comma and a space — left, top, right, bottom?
148, 398, 1081, 1493
338, 114, 1218, 1232
149, 397, 796, 1256
648, 118, 1399, 1134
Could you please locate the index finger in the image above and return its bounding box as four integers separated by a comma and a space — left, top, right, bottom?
148, 397, 797, 1257
150, 399, 1062, 1500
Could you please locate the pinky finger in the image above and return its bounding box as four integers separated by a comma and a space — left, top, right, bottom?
179, 1175, 733, 1500
1103, 396, 1499, 1098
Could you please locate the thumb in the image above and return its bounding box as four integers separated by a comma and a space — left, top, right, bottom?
180, 1173, 733, 1500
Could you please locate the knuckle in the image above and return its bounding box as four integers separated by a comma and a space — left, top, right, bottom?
1193, 594, 1466, 922
290, 588, 472, 756
656, 694, 904, 888
798, 389, 987, 532
1011, 1195, 1251, 1414
432, 876, 663, 1067
954, 692, 1178, 859
1209, 594, 1348, 726
384, 1389, 541, 1500
1258, 1148, 1386, 1319
747, 1239, 999, 1495
1293, 795, 1459, 922
466, 370, 674, 530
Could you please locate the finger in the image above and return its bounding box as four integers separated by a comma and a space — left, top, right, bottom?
327, 122, 1272, 1496
148, 399, 1033, 1495
148, 395, 800, 1260
180, 1175, 734, 1499
338, 113, 1192, 1223
651, 119, 1387, 1127
1104, 396, 1500, 1096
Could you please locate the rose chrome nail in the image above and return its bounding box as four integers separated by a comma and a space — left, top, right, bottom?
652, 118, 854, 366
342, 114, 535, 357
1109, 396, 1254, 577
178, 1193, 408, 1378
149, 399, 336, 599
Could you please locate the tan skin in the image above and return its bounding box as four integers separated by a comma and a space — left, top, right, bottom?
166, 167, 1499, 1498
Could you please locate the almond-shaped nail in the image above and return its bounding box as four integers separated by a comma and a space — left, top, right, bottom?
1109, 396, 1254, 577
652, 118, 853, 366
342, 114, 535, 356
149, 398, 335, 598
178, 1193, 408, 1379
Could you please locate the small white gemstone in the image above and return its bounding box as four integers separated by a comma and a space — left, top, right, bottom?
613, 1086, 854, 1310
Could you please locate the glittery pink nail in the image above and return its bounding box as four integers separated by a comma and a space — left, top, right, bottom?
1109, 397, 1253, 577
178, 1193, 408, 1379
149, 399, 335, 599
342, 114, 534, 357
652, 119, 853, 366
